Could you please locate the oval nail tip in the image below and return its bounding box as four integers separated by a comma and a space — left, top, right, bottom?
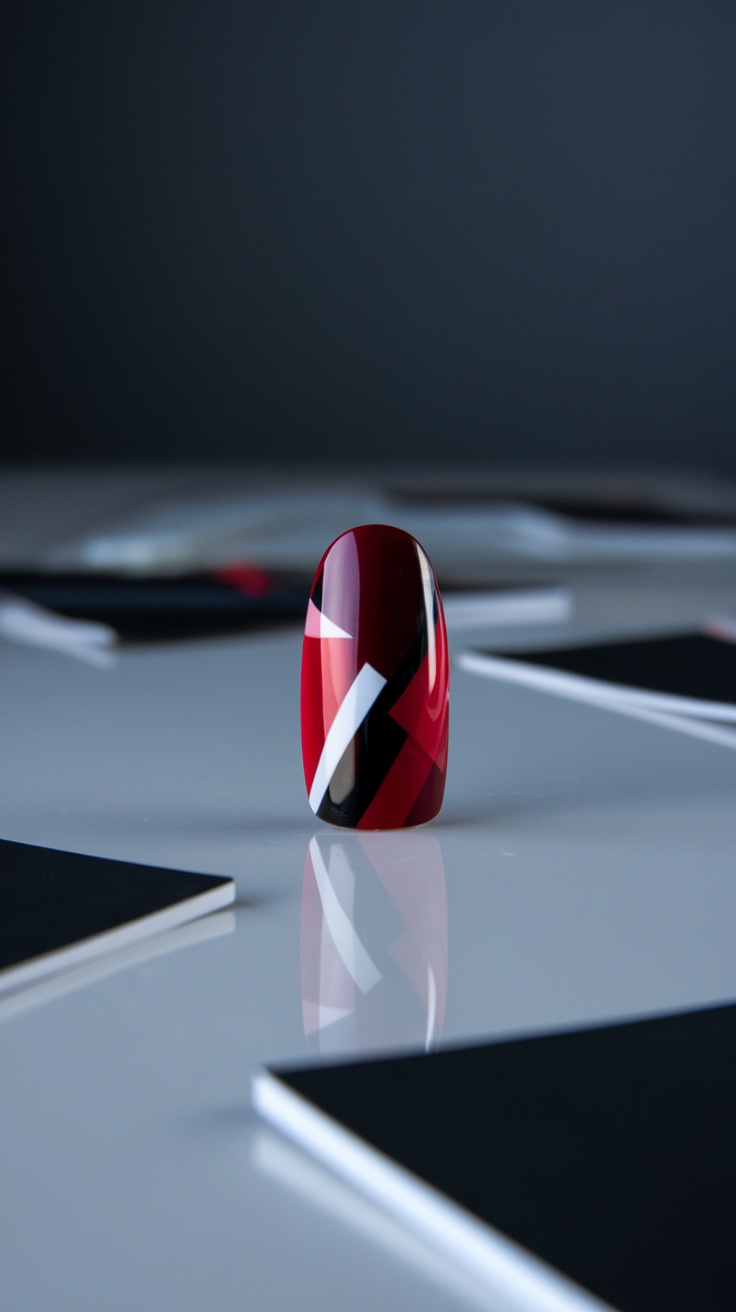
301, 524, 450, 831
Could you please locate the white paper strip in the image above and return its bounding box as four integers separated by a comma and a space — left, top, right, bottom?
457, 650, 736, 724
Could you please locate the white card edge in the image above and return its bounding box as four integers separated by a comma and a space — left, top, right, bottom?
0, 878, 235, 996
442, 587, 572, 630
456, 649, 736, 724
251, 1068, 616, 1312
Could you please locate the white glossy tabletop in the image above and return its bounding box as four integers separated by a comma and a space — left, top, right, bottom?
1, 471, 735, 1312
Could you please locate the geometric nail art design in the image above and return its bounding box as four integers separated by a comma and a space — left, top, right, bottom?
301, 524, 449, 828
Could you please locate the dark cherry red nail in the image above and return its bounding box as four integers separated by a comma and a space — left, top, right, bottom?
300, 524, 449, 829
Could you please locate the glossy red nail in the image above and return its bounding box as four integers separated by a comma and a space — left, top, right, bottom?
301, 524, 449, 829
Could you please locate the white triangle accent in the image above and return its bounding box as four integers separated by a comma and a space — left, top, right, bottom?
320, 611, 353, 640
304, 598, 322, 637
304, 598, 352, 640
318, 1004, 353, 1028
302, 1001, 354, 1034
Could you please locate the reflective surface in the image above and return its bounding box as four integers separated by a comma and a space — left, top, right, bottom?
301, 525, 449, 828
1, 472, 736, 1312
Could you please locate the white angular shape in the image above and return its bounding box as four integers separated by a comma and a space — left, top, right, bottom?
308, 838, 381, 995
301, 1001, 353, 1035
304, 598, 352, 640
308, 663, 387, 813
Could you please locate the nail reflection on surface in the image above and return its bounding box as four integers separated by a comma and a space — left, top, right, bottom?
301, 831, 447, 1055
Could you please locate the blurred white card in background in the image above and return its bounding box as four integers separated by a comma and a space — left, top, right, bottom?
459, 624, 736, 751
0, 592, 117, 666
42, 481, 736, 577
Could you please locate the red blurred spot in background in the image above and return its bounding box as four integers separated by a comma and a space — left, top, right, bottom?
214, 564, 273, 597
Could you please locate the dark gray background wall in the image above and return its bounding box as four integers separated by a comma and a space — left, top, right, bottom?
3, 1, 735, 471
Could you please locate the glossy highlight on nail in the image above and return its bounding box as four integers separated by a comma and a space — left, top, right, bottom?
301, 524, 449, 829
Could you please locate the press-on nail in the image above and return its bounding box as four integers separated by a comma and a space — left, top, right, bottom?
301, 524, 449, 829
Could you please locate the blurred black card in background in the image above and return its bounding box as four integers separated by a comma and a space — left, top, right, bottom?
460, 627, 736, 727
500, 630, 736, 706
0, 567, 311, 644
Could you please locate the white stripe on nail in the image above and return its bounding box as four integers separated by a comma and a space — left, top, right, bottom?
308, 663, 387, 813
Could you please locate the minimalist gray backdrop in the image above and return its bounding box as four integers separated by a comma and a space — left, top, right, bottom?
3, 2, 735, 471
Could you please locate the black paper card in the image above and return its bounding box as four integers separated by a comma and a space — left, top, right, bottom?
263, 1003, 736, 1312
0, 838, 234, 991
0, 568, 311, 644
